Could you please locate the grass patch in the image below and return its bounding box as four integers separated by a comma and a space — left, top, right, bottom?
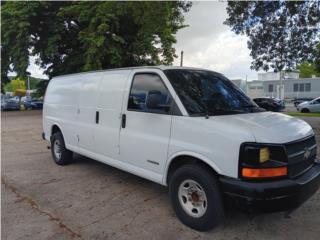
286, 112, 320, 118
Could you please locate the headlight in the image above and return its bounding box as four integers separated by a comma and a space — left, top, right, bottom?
259, 147, 270, 163
239, 143, 288, 179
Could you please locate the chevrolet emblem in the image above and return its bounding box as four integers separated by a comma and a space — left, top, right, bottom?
303, 147, 311, 160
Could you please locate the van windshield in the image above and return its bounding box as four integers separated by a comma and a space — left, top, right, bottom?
164, 69, 264, 116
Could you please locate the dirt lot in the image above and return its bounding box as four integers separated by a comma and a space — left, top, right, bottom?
1, 111, 320, 240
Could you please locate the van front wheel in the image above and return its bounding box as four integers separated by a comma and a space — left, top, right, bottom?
51, 132, 73, 165
169, 164, 224, 231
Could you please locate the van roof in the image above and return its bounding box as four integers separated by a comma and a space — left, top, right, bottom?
52, 65, 213, 79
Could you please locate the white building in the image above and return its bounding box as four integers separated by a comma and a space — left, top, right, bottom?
262, 77, 320, 99
258, 70, 300, 81
246, 81, 264, 99
236, 71, 320, 99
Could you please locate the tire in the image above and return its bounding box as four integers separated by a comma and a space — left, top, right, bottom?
50, 131, 73, 165
301, 108, 310, 113
169, 164, 224, 231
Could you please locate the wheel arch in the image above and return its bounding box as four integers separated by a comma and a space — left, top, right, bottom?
163, 152, 222, 186
50, 123, 64, 139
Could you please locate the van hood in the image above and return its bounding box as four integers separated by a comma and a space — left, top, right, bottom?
209, 112, 313, 144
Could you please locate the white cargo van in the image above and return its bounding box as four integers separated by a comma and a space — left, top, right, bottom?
43, 66, 320, 231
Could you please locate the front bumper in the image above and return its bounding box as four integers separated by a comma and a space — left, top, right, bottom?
220, 160, 320, 212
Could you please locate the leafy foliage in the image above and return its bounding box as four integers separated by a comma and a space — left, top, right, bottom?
224, 1, 320, 72
1, 1, 191, 80
28, 77, 41, 90
297, 61, 320, 78
34, 80, 49, 98
4, 78, 26, 93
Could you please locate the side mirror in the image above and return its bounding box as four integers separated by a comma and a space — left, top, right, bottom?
146, 90, 170, 112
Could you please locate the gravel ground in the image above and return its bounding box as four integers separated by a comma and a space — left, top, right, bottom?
1, 110, 320, 240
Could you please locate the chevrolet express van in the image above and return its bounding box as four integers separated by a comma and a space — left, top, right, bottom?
43, 66, 320, 231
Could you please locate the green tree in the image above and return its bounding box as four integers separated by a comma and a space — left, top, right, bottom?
297, 61, 320, 78
1, 1, 191, 80
4, 78, 26, 93
34, 80, 49, 99
224, 1, 320, 73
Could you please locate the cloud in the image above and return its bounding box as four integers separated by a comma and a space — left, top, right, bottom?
173, 1, 258, 80
27, 56, 48, 79
176, 32, 254, 78
8, 55, 48, 79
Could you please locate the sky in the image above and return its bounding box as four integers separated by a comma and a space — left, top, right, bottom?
173, 1, 258, 80
25, 1, 259, 80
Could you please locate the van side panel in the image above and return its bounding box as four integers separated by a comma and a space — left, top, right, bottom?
78, 73, 103, 152
94, 70, 131, 160
44, 76, 82, 148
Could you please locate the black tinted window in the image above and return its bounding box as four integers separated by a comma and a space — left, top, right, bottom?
305, 83, 311, 92
128, 73, 172, 114
164, 69, 261, 116
299, 84, 305, 92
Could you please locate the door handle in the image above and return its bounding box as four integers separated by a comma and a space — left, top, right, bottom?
96, 111, 99, 124
121, 114, 126, 128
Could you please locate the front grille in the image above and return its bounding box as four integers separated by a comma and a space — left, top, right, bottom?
286, 135, 317, 179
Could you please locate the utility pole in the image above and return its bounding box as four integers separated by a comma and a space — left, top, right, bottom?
180, 51, 184, 67
279, 70, 283, 99
27, 75, 30, 90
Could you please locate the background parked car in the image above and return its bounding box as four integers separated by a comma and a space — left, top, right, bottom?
1, 99, 20, 111
297, 97, 320, 113
253, 97, 285, 112
23, 99, 43, 110
292, 97, 314, 107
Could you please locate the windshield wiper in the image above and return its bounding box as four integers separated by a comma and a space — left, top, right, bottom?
208, 109, 247, 115
190, 108, 248, 117
241, 104, 265, 112
240, 104, 257, 108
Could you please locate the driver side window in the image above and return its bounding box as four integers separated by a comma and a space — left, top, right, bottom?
128, 73, 172, 114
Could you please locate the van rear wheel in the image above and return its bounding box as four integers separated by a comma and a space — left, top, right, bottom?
51, 132, 73, 165
169, 164, 224, 231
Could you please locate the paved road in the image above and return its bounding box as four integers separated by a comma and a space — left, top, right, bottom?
2, 111, 320, 240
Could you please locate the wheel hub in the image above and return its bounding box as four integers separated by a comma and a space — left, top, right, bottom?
178, 179, 208, 218
191, 192, 199, 202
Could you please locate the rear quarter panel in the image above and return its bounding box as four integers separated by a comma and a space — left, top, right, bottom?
43, 75, 82, 148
